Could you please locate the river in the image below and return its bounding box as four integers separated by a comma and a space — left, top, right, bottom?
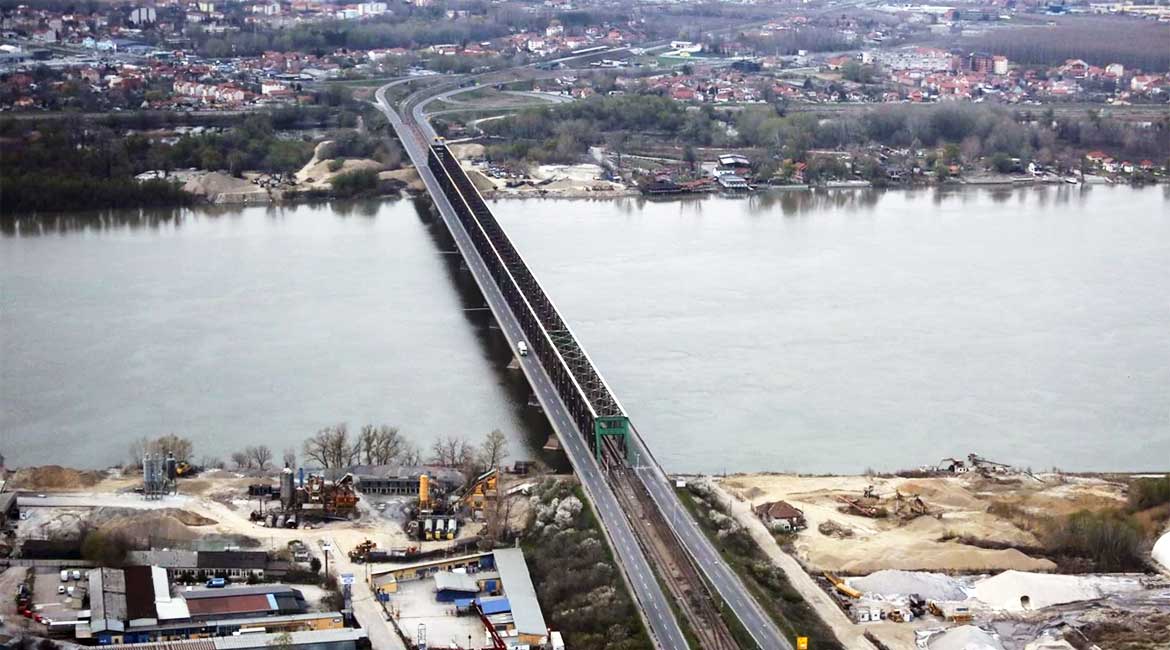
2, 185, 1168, 473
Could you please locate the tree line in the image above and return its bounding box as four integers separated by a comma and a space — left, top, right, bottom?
481, 94, 1170, 170
0, 113, 314, 215
300, 424, 510, 480
961, 17, 1170, 73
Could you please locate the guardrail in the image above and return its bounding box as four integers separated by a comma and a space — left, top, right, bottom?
427, 143, 624, 456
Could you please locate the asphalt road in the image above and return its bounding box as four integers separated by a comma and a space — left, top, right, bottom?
375, 85, 690, 650
382, 61, 799, 649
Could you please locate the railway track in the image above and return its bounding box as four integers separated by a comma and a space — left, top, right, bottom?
602, 438, 741, 650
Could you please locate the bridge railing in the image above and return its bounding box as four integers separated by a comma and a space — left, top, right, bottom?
428, 144, 624, 453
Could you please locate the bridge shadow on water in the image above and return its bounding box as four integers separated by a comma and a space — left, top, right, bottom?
408, 196, 570, 473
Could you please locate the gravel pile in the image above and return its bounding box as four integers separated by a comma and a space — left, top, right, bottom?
849, 569, 966, 601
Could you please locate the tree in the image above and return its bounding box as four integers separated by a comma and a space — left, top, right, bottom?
231, 451, 251, 470
358, 425, 406, 465
249, 445, 273, 471
430, 435, 474, 471
80, 528, 130, 567
682, 145, 697, 174
480, 429, 509, 470
283, 447, 297, 468
302, 424, 358, 469
309, 557, 322, 574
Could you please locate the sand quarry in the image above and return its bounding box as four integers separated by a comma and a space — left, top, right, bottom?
718, 473, 1128, 575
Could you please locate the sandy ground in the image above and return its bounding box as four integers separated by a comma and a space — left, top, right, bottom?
717, 473, 1126, 575
380, 167, 423, 192
183, 172, 271, 204
706, 481, 880, 649
459, 158, 633, 199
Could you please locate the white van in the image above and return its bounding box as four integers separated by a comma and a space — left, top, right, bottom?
59, 570, 69, 582
517, 341, 529, 356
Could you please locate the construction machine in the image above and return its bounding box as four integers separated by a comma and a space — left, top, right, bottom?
349, 540, 378, 562
823, 572, 862, 599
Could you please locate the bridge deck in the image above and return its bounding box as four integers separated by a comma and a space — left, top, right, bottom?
375, 82, 794, 650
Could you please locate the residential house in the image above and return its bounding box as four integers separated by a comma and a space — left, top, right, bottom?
753, 500, 807, 532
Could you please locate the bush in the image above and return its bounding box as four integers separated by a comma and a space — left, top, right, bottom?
1044, 510, 1145, 572
329, 168, 382, 198
1129, 475, 1170, 511
80, 529, 131, 567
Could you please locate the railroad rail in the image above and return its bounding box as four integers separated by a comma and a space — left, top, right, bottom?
379, 75, 795, 647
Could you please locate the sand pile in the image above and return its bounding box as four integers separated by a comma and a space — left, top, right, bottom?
449, 143, 485, 158
849, 570, 966, 601
182, 172, 265, 202
8, 465, 103, 490
928, 625, 1004, 650
973, 570, 1142, 612
95, 508, 217, 545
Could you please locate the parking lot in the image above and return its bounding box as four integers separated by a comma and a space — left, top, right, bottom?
29, 567, 89, 624
389, 578, 491, 649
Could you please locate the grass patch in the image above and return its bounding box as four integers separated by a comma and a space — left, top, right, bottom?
676, 486, 843, 650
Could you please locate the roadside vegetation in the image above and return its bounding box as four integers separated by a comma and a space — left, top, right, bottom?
522, 479, 652, 650
675, 481, 842, 650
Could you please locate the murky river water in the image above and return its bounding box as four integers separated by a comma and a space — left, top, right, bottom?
2, 185, 1168, 473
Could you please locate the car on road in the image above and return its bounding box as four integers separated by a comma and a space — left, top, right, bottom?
517, 341, 528, 356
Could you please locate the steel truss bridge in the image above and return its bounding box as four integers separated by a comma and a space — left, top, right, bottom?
428, 144, 633, 464
376, 77, 793, 649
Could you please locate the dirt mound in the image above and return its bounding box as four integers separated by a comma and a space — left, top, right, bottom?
183, 172, 266, 203
96, 508, 215, 544
297, 158, 384, 189
380, 167, 423, 192
449, 143, 485, 158
899, 479, 986, 510
8, 465, 103, 490
165, 509, 217, 526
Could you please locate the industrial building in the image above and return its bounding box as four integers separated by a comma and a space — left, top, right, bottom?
126, 550, 269, 581
369, 551, 494, 594
370, 549, 551, 648
79, 567, 311, 644
183, 585, 307, 620
347, 464, 463, 496
94, 628, 366, 650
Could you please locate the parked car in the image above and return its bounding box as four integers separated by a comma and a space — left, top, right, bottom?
71, 570, 81, 581
205, 577, 226, 588
57, 585, 65, 595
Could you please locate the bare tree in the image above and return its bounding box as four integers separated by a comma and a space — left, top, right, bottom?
249, 445, 273, 471
231, 451, 251, 470
282, 447, 297, 468
400, 443, 422, 466
430, 435, 475, 472
480, 429, 509, 470
199, 455, 224, 470
484, 490, 517, 543
128, 437, 149, 468
358, 424, 406, 465
302, 424, 358, 469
